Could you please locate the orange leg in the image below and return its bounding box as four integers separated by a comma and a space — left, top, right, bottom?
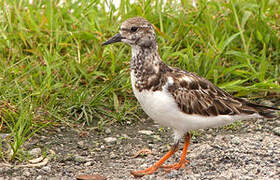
160, 133, 192, 171
130, 143, 179, 177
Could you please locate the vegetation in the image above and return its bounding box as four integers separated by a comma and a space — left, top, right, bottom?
0, 0, 279, 161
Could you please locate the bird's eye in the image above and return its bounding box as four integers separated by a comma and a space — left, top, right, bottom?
130, 26, 138, 32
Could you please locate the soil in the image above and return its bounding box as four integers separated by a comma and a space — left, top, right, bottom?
0, 116, 280, 180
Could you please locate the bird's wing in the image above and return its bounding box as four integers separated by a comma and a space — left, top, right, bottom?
166, 70, 258, 116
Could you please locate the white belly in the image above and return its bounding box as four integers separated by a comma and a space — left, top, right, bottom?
130, 71, 260, 133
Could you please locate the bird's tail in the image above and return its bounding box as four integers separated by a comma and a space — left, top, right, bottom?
244, 101, 280, 118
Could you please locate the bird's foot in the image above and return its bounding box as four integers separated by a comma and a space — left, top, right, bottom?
160, 159, 189, 171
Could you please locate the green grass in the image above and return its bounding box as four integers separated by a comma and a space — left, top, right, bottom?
0, 0, 280, 161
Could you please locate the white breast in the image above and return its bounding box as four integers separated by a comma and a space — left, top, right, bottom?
130, 71, 261, 134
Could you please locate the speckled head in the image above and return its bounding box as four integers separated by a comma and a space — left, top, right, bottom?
102, 17, 157, 48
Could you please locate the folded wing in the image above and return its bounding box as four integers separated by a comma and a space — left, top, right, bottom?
167, 70, 278, 118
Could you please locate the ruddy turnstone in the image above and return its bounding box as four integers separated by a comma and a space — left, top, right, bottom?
102, 17, 280, 177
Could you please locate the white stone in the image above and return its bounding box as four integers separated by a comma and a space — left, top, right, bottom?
138, 130, 153, 135
105, 128, 112, 134
273, 127, 280, 136
29, 148, 41, 157
42, 166, 51, 172
84, 161, 92, 166
23, 169, 30, 176
36, 175, 43, 180
104, 137, 117, 143
77, 141, 84, 147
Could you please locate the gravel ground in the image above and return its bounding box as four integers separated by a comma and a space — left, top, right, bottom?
1, 117, 280, 180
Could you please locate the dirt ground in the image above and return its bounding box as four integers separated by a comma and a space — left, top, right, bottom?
0, 116, 280, 180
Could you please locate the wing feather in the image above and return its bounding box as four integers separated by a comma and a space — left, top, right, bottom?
166, 71, 256, 116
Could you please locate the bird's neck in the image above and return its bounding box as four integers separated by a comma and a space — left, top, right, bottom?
130, 45, 170, 92
130, 45, 161, 71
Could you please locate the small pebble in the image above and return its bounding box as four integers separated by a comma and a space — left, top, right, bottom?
29, 148, 41, 157
231, 137, 240, 145
110, 152, 117, 159
36, 175, 42, 180
23, 170, 30, 177
273, 127, 280, 136
153, 135, 162, 141
104, 137, 117, 143
84, 162, 92, 166
77, 141, 84, 147
42, 166, 51, 173
74, 155, 87, 163
105, 128, 112, 134
138, 130, 153, 135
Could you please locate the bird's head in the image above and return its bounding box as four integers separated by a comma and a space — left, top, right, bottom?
102, 17, 157, 49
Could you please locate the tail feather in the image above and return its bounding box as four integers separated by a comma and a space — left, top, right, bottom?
235, 97, 280, 118
244, 101, 280, 118
259, 111, 278, 118
245, 101, 280, 111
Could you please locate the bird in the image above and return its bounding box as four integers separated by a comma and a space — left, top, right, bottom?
102, 17, 280, 177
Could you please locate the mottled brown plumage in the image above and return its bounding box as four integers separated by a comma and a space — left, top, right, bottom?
166, 69, 278, 118
131, 45, 278, 118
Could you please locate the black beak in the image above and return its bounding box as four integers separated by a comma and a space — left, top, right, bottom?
102, 33, 123, 46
